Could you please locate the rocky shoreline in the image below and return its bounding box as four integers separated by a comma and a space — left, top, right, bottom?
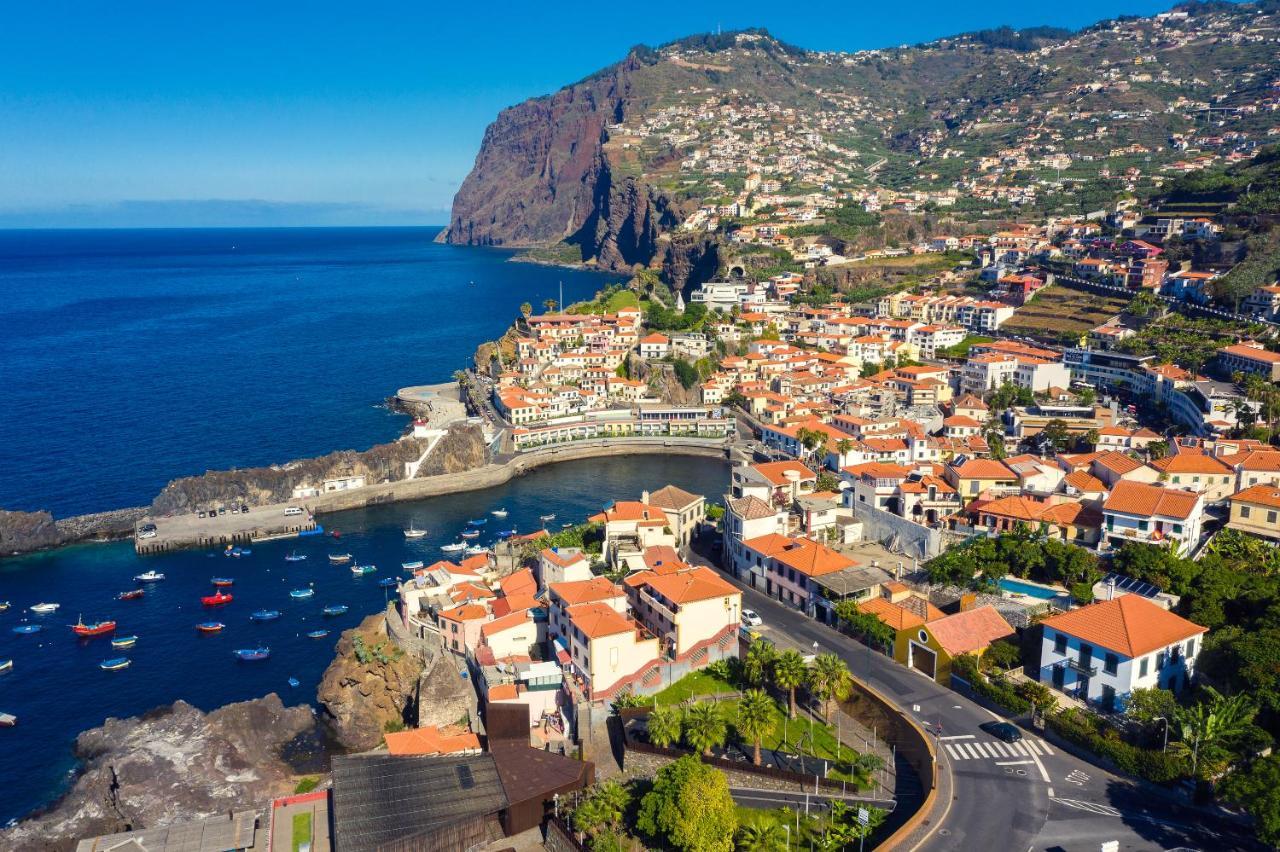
0, 507, 147, 558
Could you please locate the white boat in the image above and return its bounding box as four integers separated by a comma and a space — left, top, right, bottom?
403, 524, 427, 539
491, 508, 508, 518
29, 603, 60, 614
328, 553, 353, 564
0, 659, 12, 674
440, 542, 466, 553
402, 561, 425, 571
540, 513, 556, 522
0, 712, 15, 727
134, 571, 165, 582
464, 545, 488, 557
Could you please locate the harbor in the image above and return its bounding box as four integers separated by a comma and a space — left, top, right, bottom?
134, 504, 320, 555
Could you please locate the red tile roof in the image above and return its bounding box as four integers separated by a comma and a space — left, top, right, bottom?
1041, 595, 1206, 657
927, 606, 1015, 657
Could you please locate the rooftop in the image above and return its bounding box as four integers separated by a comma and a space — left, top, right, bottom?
1041, 595, 1206, 657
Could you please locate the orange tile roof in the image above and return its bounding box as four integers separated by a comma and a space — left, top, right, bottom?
927, 606, 1015, 657
491, 594, 541, 618
1093, 451, 1147, 475
752, 460, 818, 486
858, 597, 924, 630
567, 602, 638, 639
1041, 595, 1206, 657
481, 610, 533, 638
488, 683, 519, 701
1151, 453, 1232, 476
1231, 484, 1280, 510
440, 603, 489, 623
1221, 343, 1280, 364
951, 459, 1016, 480
385, 724, 481, 756
550, 577, 622, 606
647, 484, 703, 511
589, 501, 670, 526
1235, 451, 1280, 472
632, 565, 738, 604
1103, 481, 1199, 520
540, 547, 588, 569
742, 533, 856, 577
499, 568, 538, 598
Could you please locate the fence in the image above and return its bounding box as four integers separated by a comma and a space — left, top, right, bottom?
544, 817, 587, 852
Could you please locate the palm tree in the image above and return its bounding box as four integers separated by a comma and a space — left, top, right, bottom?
1173, 687, 1257, 779
684, 701, 728, 756
772, 650, 808, 719
835, 438, 854, 462
735, 819, 789, 852
736, 689, 777, 766
808, 653, 853, 722
744, 640, 777, 687
646, 705, 682, 748
519, 301, 533, 319
543, 298, 558, 313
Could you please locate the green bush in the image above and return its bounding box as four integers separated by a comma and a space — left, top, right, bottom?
294, 776, 320, 794
1047, 709, 1184, 784
952, 655, 1031, 714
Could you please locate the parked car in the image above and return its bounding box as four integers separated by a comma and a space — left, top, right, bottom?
741, 609, 763, 628
980, 721, 1023, 743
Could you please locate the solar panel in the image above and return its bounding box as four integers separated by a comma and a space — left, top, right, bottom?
1102, 573, 1160, 599
457, 764, 476, 789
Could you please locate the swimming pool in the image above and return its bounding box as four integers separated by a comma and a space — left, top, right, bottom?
998, 577, 1067, 601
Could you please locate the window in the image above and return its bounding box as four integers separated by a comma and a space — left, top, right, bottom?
1173, 524, 1183, 534
1139, 657, 1149, 678
1156, 651, 1167, 670
1270, 511, 1278, 525
1053, 633, 1067, 655
918, 630, 929, 643
1187, 638, 1196, 658
1138, 520, 1149, 532
1103, 653, 1118, 676
1241, 506, 1251, 519
1172, 476, 1181, 484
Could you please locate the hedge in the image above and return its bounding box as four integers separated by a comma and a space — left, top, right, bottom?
1047, 709, 1185, 784
952, 657, 1032, 714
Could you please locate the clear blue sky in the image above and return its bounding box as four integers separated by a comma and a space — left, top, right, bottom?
0, 0, 1181, 227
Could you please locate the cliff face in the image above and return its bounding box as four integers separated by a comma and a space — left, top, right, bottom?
1, 695, 314, 851
317, 614, 423, 751
0, 508, 146, 558
442, 52, 684, 271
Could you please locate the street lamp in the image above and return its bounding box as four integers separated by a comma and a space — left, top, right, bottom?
1153, 716, 1170, 752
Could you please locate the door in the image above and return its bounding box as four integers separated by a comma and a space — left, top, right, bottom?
1052, 665, 1065, 690
908, 641, 937, 679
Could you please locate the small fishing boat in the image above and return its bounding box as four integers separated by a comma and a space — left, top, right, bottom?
288, 677, 300, 688
0, 659, 12, 674
377, 577, 398, 588
284, 551, 307, 562
350, 564, 376, 576
496, 528, 517, 538
464, 545, 488, 557
71, 617, 117, 638
234, 647, 270, 661
403, 524, 427, 539
224, 546, 242, 558
306, 629, 330, 639
540, 513, 556, 522
328, 553, 353, 564
100, 658, 131, 672
0, 601, 10, 612
459, 529, 480, 540
289, 588, 315, 599
134, 571, 165, 582
117, 589, 145, 601
467, 518, 487, 527
440, 541, 467, 553
12, 624, 41, 635
329, 529, 342, 538
29, 603, 60, 614
239, 548, 252, 556
561, 522, 573, 529
202, 591, 233, 607
211, 577, 234, 587
196, 621, 225, 633
111, 635, 138, 650
491, 508, 508, 517
0, 712, 16, 727
250, 610, 281, 622
401, 560, 424, 572
322, 605, 348, 617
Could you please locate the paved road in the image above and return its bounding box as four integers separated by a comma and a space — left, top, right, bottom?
705, 558, 1261, 851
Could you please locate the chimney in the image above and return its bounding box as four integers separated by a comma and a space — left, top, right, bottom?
1107, 577, 1117, 601
641, 490, 650, 505
959, 591, 977, 612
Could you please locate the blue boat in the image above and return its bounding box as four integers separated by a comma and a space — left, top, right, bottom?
401, 561, 424, 572
288, 677, 300, 688
111, 635, 138, 649
250, 610, 281, 621
12, 624, 41, 635
322, 605, 348, 617
467, 518, 487, 527
496, 528, 518, 537
234, 647, 270, 661
289, 588, 315, 599
239, 548, 252, 555
284, 551, 307, 562
306, 629, 330, 639
378, 577, 398, 588
100, 657, 131, 671
196, 621, 225, 633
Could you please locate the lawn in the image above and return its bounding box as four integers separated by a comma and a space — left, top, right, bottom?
291, 812, 312, 852
652, 670, 738, 704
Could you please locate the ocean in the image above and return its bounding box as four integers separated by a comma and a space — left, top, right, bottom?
0, 227, 616, 517
0, 227, 731, 827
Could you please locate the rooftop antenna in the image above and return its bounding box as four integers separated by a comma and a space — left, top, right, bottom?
559, 280, 563, 313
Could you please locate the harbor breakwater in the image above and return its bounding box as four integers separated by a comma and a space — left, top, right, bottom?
0, 507, 147, 557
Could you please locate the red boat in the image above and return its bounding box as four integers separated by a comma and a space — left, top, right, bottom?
196, 621, 225, 633
71, 617, 117, 637
201, 592, 233, 607
117, 589, 144, 601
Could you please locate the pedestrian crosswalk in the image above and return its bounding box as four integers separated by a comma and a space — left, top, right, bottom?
942, 738, 1052, 761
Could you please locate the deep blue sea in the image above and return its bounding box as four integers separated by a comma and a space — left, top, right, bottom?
0, 227, 731, 827
0, 227, 615, 517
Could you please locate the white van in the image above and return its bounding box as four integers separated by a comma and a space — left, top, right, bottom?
283, 506, 304, 517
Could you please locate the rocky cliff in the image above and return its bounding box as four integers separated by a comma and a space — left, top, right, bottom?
442, 50, 687, 272
317, 614, 423, 751
1, 695, 314, 851
0, 507, 147, 558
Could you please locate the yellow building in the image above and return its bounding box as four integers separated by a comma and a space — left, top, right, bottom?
1228, 484, 1280, 542
890, 604, 1015, 683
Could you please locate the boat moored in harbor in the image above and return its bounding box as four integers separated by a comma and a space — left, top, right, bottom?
196, 621, 225, 633
322, 605, 348, 616
459, 529, 480, 540
328, 553, 352, 564
0, 659, 12, 674
289, 588, 314, 599
250, 610, 281, 621
401, 561, 424, 571
234, 647, 270, 661
440, 542, 466, 553
202, 592, 233, 607
467, 518, 487, 527
29, 603, 60, 614
100, 657, 131, 671
0, 601, 10, 612
403, 524, 427, 539
350, 564, 376, 576
134, 571, 165, 582
12, 624, 41, 635
491, 508, 508, 517
71, 617, 117, 638
306, 629, 330, 639
0, 712, 15, 727
111, 635, 138, 649
284, 551, 307, 562
117, 589, 145, 601
211, 577, 234, 587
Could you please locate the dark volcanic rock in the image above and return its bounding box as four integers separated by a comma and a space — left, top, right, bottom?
317, 614, 423, 751
1, 694, 314, 852
415, 423, 487, 477
0, 509, 62, 555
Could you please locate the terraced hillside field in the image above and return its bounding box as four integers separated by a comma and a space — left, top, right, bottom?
1001, 282, 1131, 344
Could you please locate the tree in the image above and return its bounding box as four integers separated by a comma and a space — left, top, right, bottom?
1173, 687, 1258, 780
1039, 418, 1071, 452
743, 640, 777, 688
735, 689, 777, 766
772, 650, 808, 719
1125, 687, 1179, 744
647, 705, 683, 748
984, 639, 1022, 673
673, 358, 699, 389
544, 298, 558, 313
1221, 754, 1280, 848
573, 781, 630, 847
807, 653, 853, 722
684, 702, 728, 756
519, 301, 533, 318
734, 819, 789, 852
637, 756, 737, 852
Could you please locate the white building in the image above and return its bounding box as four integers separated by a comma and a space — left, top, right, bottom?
1100, 480, 1204, 557
688, 280, 753, 313
1038, 595, 1207, 711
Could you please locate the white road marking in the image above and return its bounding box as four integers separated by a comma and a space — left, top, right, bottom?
938, 734, 975, 741
1011, 741, 1028, 755
1024, 739, 1042, 755
944, 743, 964, 760
1039, 739, 1053, 755
1053, 798, 1121, 817
961, 743, 981, 760
990, 741, 1010, 756
995, 760, 1033, 766
973, 705, 1052, 783
1047, 787, 1055, 797
971, 742, 992, 758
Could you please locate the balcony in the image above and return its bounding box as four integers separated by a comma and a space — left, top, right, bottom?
1067, 658, 1097, 677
